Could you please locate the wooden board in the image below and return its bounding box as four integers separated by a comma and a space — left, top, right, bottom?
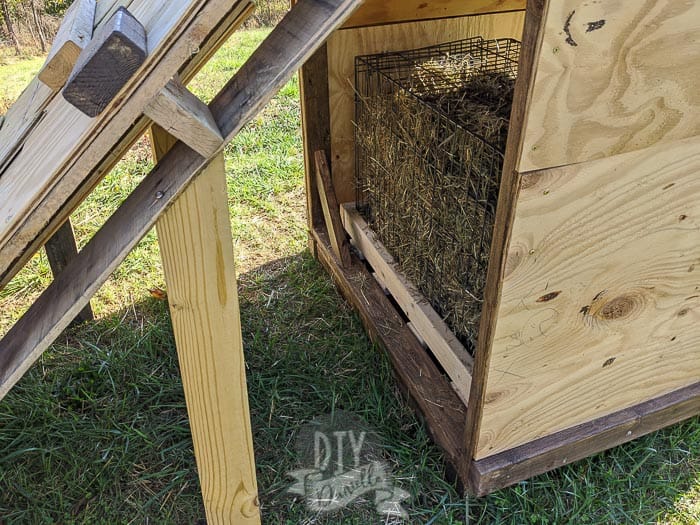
38, 0, 96, 90
341, 0, 526, 29
152, 127, 259, 523
519, 0, 700, 172
145, 80, 223, 158
340, 203, 474, 401
475, 136, 700, 459
314, 151, 351, 267
63, 6, 148, 117
326, 12, 526, 204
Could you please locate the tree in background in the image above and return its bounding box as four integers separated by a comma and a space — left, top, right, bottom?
0, 0, 72, 55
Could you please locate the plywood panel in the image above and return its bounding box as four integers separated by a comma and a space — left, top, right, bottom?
519, 0, 700, 172
476, 136, 700, 459
326, 12, 526, 203
342, 0, 526, 29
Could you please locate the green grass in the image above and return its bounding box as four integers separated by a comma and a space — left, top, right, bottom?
0, 55, 45, 113
1, 28, 699, 524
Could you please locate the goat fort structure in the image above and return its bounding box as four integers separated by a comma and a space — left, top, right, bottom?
0, 1, 698, 517
298, 0, 700, 495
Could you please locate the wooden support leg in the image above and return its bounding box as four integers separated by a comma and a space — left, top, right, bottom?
44, 219, 94, 325
151, 126, 260, 524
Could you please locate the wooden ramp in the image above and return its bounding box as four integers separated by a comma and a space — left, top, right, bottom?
0, 0, 362, 522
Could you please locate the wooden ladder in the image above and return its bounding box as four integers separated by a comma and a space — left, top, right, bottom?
0, 0, 362, 522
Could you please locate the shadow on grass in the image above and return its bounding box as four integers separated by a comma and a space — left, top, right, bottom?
0, 249, 697, 524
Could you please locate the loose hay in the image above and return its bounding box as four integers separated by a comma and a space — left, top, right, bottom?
354, 37, 520, 352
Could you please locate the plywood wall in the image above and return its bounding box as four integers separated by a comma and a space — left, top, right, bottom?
326, 11, 526, 204
519, 0, 700, 172
476, 136, 700, 458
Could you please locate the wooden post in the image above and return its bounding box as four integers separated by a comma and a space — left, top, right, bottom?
44, 219, 94, 325
151, 125, 260, 524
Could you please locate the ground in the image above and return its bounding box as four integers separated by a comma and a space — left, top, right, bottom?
0, 28, 698, 524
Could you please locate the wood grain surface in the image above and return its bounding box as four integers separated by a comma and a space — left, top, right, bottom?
341, 0, 526, 29
519, 0, 700, 172
476, 136, 700, 458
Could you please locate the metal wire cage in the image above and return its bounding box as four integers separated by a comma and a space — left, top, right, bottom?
354, 36, 520, 351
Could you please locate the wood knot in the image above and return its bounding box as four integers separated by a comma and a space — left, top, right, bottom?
537, 291, 562, 303
599, 295, 637, 320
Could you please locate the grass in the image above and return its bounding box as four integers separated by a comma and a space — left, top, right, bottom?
0, 55, 45, 113
0, 28, 699, 524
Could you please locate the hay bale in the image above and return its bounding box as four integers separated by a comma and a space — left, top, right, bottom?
355, 38, 518, 351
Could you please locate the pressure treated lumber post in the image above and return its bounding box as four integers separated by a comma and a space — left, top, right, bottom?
44, 219, 94, 325
150, 125, 260, 524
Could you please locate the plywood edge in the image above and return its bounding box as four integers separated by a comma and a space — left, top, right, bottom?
462, 0, 549, 479
341, 0, 526, 29
340, 203, 473, 402
468, 381, 700, 496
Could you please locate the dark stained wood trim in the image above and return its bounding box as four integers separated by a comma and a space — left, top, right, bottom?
314, 151, 351, 267
299, 44, 330, 239
44, 219, 94, 325
462, 0, 548, 480
313, 228, 466, 467
469, 381, 700, 496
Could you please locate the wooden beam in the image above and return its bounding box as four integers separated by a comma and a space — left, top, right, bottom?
314, 150, 351, 267
342, 0, 526, 29
145, 80, 224, 158
63, 7, 147, 117
0, 0, 255, 292
151, 125, 259, 524
313, 228, 467, 468
44, 219, 94, 325
0, 0, 363, 402
340, 203, 473, 401
469, 381, 700, 496
38, 0, 96, 90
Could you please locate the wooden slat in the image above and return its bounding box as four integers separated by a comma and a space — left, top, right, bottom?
475, 135, 700, 459
462, 0, 547, 480
314, 150, 351, 267
342, 0, 526, 29
519, 0, 700, 172
326, 12, 526, 203
470, 381, 700, 495
340, 203, 473, 401
63, 6, 148, 118
0, 0, 363, 400
38, 0, 96, 90
0, 0, 255, 292
151, 126, 259, 524
44, 219, 94, 325
145, 80, 223, 157
313, 228, 467, 467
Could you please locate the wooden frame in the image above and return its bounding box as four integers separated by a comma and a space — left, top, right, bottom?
299, 0, 700, 494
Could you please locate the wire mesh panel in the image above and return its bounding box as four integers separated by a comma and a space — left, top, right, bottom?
354, 37, 520, 352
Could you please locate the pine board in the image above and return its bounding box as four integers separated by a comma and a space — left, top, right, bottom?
476, 136, 700, 459
519, 0, 700, 172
